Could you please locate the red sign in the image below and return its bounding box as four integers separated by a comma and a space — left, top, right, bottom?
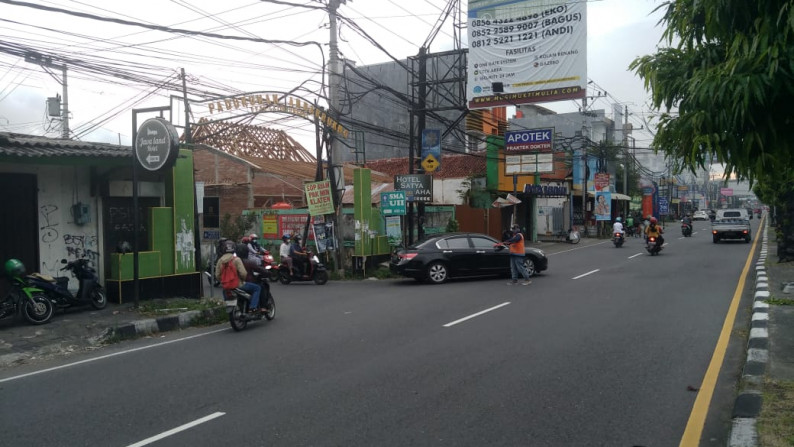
594, 173, 610, 191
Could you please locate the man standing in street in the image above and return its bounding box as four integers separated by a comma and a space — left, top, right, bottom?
503, 224, 532, 286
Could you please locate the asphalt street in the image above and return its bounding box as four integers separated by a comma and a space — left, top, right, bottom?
0, 218, 760, 446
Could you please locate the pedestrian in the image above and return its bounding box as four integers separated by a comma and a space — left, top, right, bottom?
502, 224, 532, 286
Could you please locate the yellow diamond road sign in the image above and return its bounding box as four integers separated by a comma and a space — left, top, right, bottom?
422, 154, 439, 172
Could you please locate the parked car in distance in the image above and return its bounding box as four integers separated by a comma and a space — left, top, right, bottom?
693, 210, 709, 221
390, 232, 548, 284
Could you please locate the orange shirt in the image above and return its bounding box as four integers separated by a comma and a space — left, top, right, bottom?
508, 233, 525, 255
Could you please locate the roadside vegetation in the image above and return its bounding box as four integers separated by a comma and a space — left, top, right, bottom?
757, 378, 794, 446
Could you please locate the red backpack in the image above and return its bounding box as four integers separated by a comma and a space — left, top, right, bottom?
219, 258, 239, 289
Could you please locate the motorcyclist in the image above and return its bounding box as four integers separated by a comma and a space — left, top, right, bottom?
236, 244, 270, 311
215, 239, 262, 313
290, 235, 308, 277
612, 217, 625, 238
279, 234, 293, 275
681, 214, 693, 230
645, 216, 664, 247
245, 234, 263, 266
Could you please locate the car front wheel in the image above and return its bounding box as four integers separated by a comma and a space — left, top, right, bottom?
425, 262, 448, 284
523, 257, 536, 277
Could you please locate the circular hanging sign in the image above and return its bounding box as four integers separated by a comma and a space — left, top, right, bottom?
135, 118, 180, 172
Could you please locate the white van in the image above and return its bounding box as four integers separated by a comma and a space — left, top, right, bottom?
716, 208, 749, 220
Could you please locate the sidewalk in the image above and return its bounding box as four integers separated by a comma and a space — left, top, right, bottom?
0, 296, 226, 369
728, 220, 794, 446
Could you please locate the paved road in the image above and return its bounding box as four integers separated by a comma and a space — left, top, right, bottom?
0, 219, 759, 446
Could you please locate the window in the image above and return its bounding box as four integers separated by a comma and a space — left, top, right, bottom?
203, 197, 220, 228
470, 236, 497, 249
445, 237, 471, 249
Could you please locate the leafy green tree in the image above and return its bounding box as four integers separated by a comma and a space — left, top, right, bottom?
219, 213, 257, 243
630, 0, 794, 260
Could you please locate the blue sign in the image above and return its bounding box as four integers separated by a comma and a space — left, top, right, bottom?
203, 229, 220, 240
421, 129, 442, 172
659, 197, 669, 215
505, 128, 553, 153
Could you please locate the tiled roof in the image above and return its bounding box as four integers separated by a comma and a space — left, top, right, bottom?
363, 152, 487, 179
0, 132, 131, 158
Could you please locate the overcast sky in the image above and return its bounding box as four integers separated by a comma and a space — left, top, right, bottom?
0, 0, 667, 151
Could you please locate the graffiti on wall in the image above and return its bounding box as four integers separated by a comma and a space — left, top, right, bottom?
63, 233, 99, 262
40, 204, 60, 243
176, 218, 194, 270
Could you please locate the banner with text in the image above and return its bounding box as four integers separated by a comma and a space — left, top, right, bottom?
467, 0, 587, 109
304, 179, 334, 215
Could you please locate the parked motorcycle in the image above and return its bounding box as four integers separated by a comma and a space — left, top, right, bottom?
27, 258, 107, 311
1, 259, 54, 325
613, 232, 625, 248
646, 236, 664, 255
681, 222, 693, 237
278, 251, 329, 285
224, 271, 275, 331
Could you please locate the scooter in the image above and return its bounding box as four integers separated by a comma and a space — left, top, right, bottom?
646, 236, 664, 255
27, 258, 107, 311
1, 262, 54, 325
681, 222, 693, 237
613, 232, 625, 248
261, 249, 280, 282
224, 271, 275, 331
278, 251, 329, 285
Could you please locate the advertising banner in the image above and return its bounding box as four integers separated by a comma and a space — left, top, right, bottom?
467, 0, 587, 109
595, 191, 611, 221
594, 173, 609, 192
304, 179, 334, 215
421, 129, 442, 173
385, 216, 402, 247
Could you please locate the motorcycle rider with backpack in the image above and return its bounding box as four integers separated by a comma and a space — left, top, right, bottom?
215, 239, 262, 313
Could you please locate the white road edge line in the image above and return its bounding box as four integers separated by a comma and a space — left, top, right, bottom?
572, 269, 599, 280
126, 412, 226, 447
444, 302, 511, 327
0, 328, 228, 384
628, 253, 644, 259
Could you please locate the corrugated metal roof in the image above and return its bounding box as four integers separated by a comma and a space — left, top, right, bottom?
0, 132, 131, 158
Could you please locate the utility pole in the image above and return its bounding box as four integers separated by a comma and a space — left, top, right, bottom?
24, 52, 69, 138
416, 46, 427, 241
328, 0, 345, 273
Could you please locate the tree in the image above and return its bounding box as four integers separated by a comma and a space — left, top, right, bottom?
630, 0, 794, 260
219, 213, 257, 243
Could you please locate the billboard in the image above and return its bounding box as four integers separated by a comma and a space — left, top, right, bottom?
467, 0, 587, 109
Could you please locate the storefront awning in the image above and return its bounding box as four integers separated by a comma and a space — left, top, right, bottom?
587, 191, 631, 201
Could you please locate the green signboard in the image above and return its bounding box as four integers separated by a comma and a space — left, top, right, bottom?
380, 191, 406, 216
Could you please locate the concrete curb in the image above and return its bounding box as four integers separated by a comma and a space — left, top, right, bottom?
728, 222, 769, 447
107, 306, 227, 341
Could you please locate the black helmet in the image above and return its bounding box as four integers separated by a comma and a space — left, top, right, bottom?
282, 234, 291, 241
235, 243, 249, 259
222, 239, 236, 254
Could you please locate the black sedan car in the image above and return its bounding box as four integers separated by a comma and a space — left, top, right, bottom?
390, 232, 548, 284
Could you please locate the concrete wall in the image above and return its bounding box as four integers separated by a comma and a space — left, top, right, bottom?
0, 163, 100, 289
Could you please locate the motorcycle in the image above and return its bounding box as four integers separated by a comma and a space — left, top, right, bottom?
1, 265, 54, 325
224, 271, 276, 331
646, 236, 664, 255
613, 232, 625, 248
681, 222, 693, 237
27, 258, 107, 311
278, 251, 329, 285
260, 249, 280, 282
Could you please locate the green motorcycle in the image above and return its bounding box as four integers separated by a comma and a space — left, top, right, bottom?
1, 259, 54, 325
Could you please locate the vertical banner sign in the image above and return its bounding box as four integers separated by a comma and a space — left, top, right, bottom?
380, 191, 407, 216
304, 180, 334, 215
385, 216, 402, 246
595, 191, 611, 221
421, 129, 442, 173
594, 173, 610, 191
467, 0, 587, 109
